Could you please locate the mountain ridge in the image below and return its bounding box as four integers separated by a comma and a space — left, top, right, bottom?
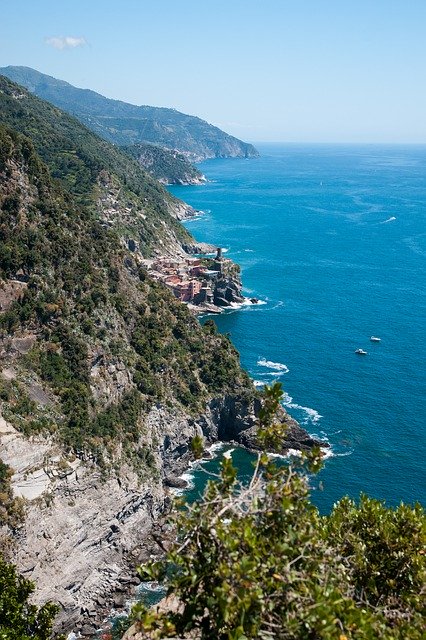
0, 66, 259, 162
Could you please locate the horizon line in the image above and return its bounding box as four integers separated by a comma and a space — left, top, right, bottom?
247, 140, 426, 146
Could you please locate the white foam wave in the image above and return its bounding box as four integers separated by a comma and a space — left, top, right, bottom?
207, 442, 226, 455
180, 471, 195, 487
269, 443, 333, 462
138, 581, 163, 594
183, 214, 204, 222
257, 358, 289, 373
244, 249, 255, 252
223, 448, 235, 459
258, 371, 287, 379
285, 448, 303, 458
253, 380, 265, 387
286, 403, 322, 423
229, 298, 267, 310
380, 216, 396, 224
243, 300, 284, 314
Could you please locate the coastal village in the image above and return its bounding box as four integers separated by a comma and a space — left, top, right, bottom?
142, 248, 258, 313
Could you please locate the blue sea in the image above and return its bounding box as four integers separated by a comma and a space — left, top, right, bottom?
169, 144, 426, 512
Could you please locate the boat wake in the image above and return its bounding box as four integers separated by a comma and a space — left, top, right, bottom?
257, 357, 289, 373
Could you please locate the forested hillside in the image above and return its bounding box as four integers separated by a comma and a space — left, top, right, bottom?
0, 75, 254, 462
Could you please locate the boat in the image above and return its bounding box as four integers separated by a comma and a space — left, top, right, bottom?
370, 336, 381, 342
355, 349, 367, 355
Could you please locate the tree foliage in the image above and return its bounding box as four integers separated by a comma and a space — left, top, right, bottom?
0, 555, 63, 640
0, 461, 24, 529
133, 383, 425, 639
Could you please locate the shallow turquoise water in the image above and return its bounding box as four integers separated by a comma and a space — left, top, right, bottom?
169, 144, 426, 512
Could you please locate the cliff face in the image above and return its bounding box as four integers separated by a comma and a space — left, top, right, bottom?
0, 66, 259, 162
0, 404, 220, 635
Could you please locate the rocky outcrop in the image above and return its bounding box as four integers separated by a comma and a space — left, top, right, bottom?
167, 200, 200, 222
211, 254, 245, 307
202, 395, 325, 453
212, 277, 245, 307
0, 280, 28, 313
181, 241, 217, 255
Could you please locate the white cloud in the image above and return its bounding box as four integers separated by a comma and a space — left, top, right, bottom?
45, 36, 87, 50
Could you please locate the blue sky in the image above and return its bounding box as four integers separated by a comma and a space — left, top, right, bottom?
1, 0, 425, 143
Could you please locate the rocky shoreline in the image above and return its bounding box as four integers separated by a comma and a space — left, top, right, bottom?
0, 392, 323, 638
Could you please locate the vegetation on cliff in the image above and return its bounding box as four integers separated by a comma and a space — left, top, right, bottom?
131, 384, 426, 640
0, 460, 23, 529
0, 554, 63, 640
0, 74, 191, 252
0, 66, 259, 162
0, 79, 254, 471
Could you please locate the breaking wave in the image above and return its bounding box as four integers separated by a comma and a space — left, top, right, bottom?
285, 402, 323, 424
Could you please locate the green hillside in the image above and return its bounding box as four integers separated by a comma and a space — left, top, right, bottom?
0, 66, 259, 162
0, 75, 192, 253
0, 76, 253, 465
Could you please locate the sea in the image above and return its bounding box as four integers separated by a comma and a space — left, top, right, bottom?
168, 143, 426, 513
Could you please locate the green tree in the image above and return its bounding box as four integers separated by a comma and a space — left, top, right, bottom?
132, 383, 425, 639
0, 554, 63, 639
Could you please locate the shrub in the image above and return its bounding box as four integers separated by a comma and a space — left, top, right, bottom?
0, 554, 63, 640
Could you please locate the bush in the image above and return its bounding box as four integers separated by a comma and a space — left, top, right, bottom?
0, 554, 63, 640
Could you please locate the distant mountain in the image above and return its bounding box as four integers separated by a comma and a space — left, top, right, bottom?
0, 66, 259, 162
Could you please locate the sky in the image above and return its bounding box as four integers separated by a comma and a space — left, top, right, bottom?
1, 0, 425, 143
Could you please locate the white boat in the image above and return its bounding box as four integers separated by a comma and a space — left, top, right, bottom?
370, 336, 381, 342
355, 349, 367, 355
